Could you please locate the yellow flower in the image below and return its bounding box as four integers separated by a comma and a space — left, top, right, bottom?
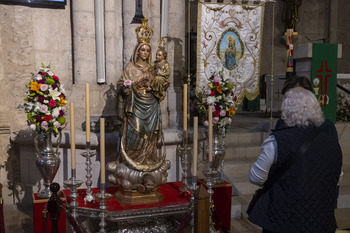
30, 81, 41, 93
59, 96, 67, 105
217, 85, 223, 94
228, 108, 235, 116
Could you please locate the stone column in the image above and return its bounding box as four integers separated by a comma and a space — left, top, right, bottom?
328, 0, 338, 43
166, 0, 186, 129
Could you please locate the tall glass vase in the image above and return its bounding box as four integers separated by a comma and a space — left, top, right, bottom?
207, 125, 226, 184
34, 131, 61, 198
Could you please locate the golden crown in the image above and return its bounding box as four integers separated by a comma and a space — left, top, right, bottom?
136, 17, 153, 44
158, 37, 166, 50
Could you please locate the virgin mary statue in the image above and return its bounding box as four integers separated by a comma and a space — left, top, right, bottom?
107, 18, 170, 204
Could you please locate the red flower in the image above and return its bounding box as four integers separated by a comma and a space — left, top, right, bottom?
42, 72, 46, 75
49, 99, 57, 107
214, 82, 220, 86
214, 110, 220, 117
44, 115, 52, 122
52, 75, 59, 81
211, 91, 216, 96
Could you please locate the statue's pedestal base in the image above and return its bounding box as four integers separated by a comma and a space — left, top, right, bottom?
115, 189, 163, 205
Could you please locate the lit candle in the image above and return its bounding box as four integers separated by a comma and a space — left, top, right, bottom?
208, 105, 213, 162
183, 84, 188, 131
193, 117, 198, 177
86, 83, 90, 143
70, 103, 76, 169
100, 118, 105, 183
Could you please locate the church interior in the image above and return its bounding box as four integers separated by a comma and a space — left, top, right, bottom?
0, 0, 350, 232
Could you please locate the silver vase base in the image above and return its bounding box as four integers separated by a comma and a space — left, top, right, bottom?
203, 170, 224, 184
37, 186, 52, 199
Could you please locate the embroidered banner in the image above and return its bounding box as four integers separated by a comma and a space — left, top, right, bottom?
311, 43, 338, 123
196, 1, 267, 102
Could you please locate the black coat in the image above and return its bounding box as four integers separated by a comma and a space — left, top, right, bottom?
248, 126, 342, 233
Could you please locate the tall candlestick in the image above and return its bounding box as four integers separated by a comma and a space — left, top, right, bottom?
86, 83, 90, 143
193, 117, 198, 177
183, 84, 188, 131
70, 103, 76, 169
208, 105, 213, 162
100, 118, 105, 183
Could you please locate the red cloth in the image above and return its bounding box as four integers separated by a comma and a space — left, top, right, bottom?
198, 179, 232, 232
61, 182, 191, 212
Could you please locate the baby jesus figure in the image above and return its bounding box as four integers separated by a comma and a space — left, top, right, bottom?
152, 47, 170, 102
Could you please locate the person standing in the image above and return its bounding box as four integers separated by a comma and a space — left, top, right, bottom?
248, 87, 342, 233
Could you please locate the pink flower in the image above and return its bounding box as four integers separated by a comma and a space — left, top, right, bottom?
213, 117, 219, 124
30, 124, 36, 131
214, 76, 221, 83
60, 122, 67, 129
40, 84, 48, 91
41, 121, 48, 129
220, 110, 226, 117
40, 105, 48, 113
203, 120, 209, 126
49, 99, 57, 107
124, 79, 132, 87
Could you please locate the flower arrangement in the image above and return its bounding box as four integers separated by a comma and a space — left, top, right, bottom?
24, 63, 68, 136
198, 71, 237, 128
336, 83, 350, 122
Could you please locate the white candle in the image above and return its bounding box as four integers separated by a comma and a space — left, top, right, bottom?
86, 83, 90, 143
193, 117, 198, 177
208, 106, 213, 162
183, 84, 188, 131
100, 118, 105, 183
70, 103, 76, 169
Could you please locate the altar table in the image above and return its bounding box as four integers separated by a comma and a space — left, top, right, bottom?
62, 182, 192, 232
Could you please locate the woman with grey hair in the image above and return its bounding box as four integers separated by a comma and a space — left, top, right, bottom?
247, 87, 342, 233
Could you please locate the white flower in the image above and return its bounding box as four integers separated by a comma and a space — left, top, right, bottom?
207, 96, 216, 105
34, 74, 42, 80
48, 71, 54, 76
30, 124, 36, 131
34, 102, 41, 112
203, 120, 209, 126
53, 121, 60, 128
49, 89, 61, 101
60, 84, 65, 94
52, 107, 60, 118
